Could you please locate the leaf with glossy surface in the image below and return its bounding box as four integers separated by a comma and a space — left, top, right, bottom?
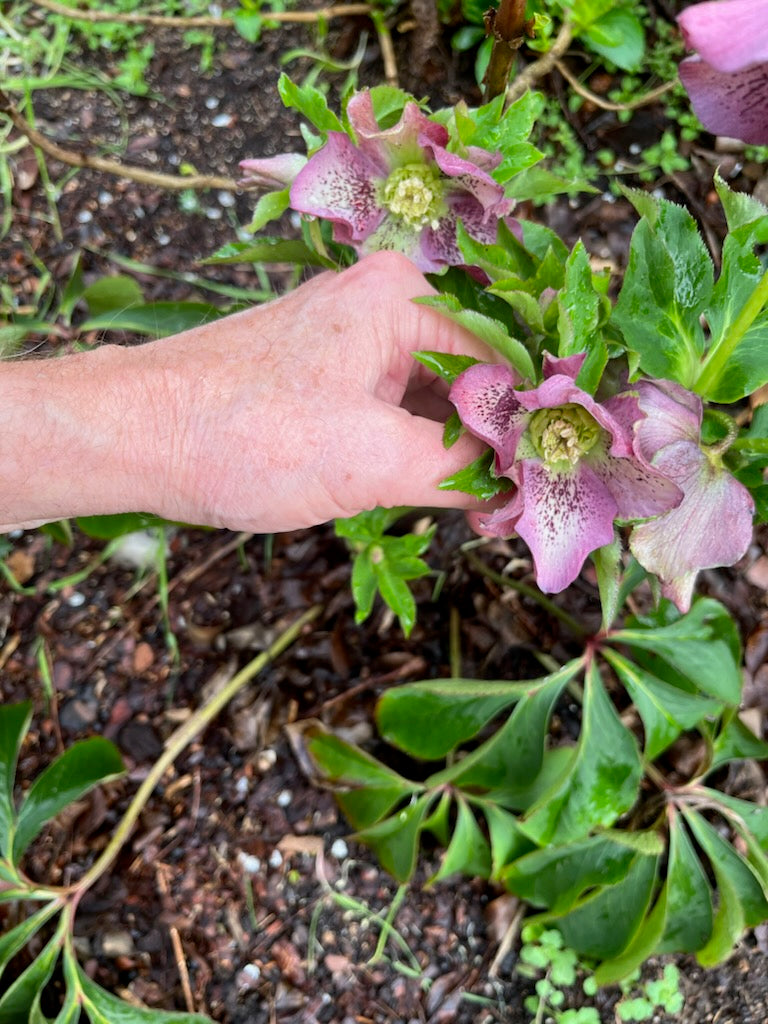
480, 802, 535, 879
430, 796, 491, 883
710, 715, 768, 771
0, 902, 60, 982
556, 852, 658, 959
603, 648, 723, 760
0, 930, 61, 1023
520, 661, 642, 845
0, 702, 32, 861
13, 738, 124, 862
657, 812, 712, 953
354, 796, 432, 882
377, 677, 548, 760
80, 302, 224, 338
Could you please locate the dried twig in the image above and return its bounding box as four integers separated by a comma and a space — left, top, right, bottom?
0, 88, 239, 190
505, 20, 574, 104
31, 0, 372, 28
554, 59, 678, 112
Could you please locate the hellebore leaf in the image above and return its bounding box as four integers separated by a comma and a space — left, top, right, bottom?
0, 701, 33, 861
430, 796, 491, 883
657, 811, 712, 953
520, 661, 642, 845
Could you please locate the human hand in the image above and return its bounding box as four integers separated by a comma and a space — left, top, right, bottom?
118, 251, 493, 532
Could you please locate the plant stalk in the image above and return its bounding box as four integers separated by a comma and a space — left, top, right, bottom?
483, 0, 531, 103
73, 604, 321, 897
695, 267, 768, 397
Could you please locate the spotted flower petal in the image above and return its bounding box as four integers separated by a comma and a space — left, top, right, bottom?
512, 459, 619, 593
290, 132, 387, 241
449, 364, 526, 473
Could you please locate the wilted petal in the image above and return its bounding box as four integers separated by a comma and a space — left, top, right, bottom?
633, 379, 701, 463
678, 0, 768, 72
513, 459, 618, 593
588, 449, 683, 521
290, 133, 386, 241
450, 364, 526, 470
679, 57, 768, 145
629, 441, 755, 612
238, 153, 307, 189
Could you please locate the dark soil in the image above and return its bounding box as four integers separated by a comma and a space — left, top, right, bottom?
2, 3, 768, 1022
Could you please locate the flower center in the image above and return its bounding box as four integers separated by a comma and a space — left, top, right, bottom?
529, 404, 601, 467
381, 163, 443, 228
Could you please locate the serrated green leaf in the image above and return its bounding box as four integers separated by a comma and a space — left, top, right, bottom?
613, 197, 713, 387
377, 677, 545, 759
334, 507, 407, 544
557, 241, 601, 357
430, 796, 491, 883
0, 702, 32, 861
13, 738, 124, 862
0, 902, 60, 982
354, 795, 432, 882
603, 648, 723, 761
658, 812, 712, 953
592, 534, 622, 631
415, 295, 536, 382
556, 851, 658, 960
520, 661, 642, 845
76, 959, 211, 1023
277, 73, 342, 133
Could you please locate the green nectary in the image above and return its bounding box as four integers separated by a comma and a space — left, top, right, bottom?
528, 403, 602, 467
380, 163, 445, 229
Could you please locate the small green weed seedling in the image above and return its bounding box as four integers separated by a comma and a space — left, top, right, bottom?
517, 923, 601, 1024
616, 964, 684, 1021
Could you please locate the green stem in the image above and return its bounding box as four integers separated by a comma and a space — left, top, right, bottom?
695, 267, 768, 397
74, 604, 321, 897
464, 550, 587, 637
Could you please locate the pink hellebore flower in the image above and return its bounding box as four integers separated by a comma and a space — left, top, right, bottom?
288, 92, 515, 273
628, 379, 754, 613
677, 0, 768, 144
450, 354, 682, 593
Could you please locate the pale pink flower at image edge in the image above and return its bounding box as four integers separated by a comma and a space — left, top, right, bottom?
628, 379, 755, 612
449, 354, 683, 594
677, 0, 768, 145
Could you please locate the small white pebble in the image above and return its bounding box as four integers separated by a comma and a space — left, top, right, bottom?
67, 591, 86, 608
268, 849, 283, 868
156, 231, 171, 246
629, 143, 641, 155
238, 851, 262, 874
235, 776, 249, 797
276, 789, 292, 808
256, 748, 277, 771
205, 96, 220, 109
98, 190, 113, 205
218, 190, 236, 208
76, 210, 93, 224
330, 838, 348, 859
211, 112, 233, 128
242, 963, 260, 982
204, 206, 222, 220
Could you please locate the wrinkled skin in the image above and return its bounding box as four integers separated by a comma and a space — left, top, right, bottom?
0, 253, 493, 534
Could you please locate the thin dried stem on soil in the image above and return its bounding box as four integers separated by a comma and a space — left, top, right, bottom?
505, 20, 574, 104
553, 60, 677, 113
73, 603, 322, 898
156, 863, 198, 1015
31, 0, 373, 28
0, 89, 239, 191
370, 9, 399, 88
